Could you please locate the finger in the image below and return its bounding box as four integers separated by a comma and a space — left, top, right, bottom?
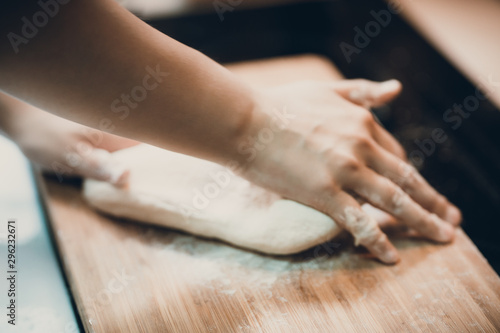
69, 148, 129, 186
366, 145, 462, 225
361, 203, 397, 228
96, 133, 139, 152
324, 192, 400, 264
372, 123, 408, 161
354, 198, 398, 227
332, 79, 402, 108
349, 167, 456, 243
333, 78, 407, 159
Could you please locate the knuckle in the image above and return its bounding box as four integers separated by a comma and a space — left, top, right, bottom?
414, 210, 442, 232
310, 122, 328, 136
418, 213, 438, 231
307, 169, 338, 196
343, 206, 380, 246
316, 175, 337, 195
430, 194, 449, 211
353, 135, 375, 152
396, 163, 419, 189
397, 160, 413, 176
359, 227, 385, 248
400, 171, 418, 191
386, 185, 408, 214
337, 155, 362, 173
358, 109, 375, 126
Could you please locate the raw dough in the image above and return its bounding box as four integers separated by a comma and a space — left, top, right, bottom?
83, 144, 341, 254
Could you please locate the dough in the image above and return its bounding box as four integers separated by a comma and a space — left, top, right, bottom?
83, 144, 342, 255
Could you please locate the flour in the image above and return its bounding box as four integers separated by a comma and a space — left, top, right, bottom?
343, 206, 379, 246
151, 231, 350, 297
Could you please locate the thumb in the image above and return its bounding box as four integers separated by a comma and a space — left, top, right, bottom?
73, 148, 130, 187
333, 79, 402, 108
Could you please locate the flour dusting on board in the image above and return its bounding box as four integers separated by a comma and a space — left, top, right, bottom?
153, 232, 349, 298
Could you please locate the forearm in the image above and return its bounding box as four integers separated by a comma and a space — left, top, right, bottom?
0, 0, 262, 165
0, 93, 27, 140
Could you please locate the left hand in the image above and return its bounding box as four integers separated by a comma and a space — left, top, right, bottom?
1, 94, 137, 185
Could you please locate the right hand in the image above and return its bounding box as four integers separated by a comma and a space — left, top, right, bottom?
239, 79, 461, 264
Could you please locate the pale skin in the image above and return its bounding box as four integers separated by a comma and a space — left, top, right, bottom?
0, 92, 137, 185
0, 0, 461, 264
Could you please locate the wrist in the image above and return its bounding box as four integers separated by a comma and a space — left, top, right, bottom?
225, 89, 294, 176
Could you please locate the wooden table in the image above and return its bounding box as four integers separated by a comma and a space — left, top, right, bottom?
40, 55, 500, 332
399, 0, 500, 109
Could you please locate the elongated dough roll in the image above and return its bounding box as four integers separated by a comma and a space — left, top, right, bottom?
83, 144, 341, 254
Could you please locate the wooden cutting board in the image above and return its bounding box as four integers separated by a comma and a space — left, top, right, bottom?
39, 55, 500, 333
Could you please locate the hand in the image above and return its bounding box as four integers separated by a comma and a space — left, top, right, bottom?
241, 79, 461, 264
1, 95, 137, 185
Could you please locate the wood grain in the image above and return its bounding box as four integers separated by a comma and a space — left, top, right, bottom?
40, 55, 500, 333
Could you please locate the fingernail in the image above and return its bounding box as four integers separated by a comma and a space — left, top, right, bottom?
436, 221, 455, 243
113, 169, 130, 187
381, 249, 400, 264
445, 205, 462, 225
108, 164, 129, 187
378, 79, 401, 95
